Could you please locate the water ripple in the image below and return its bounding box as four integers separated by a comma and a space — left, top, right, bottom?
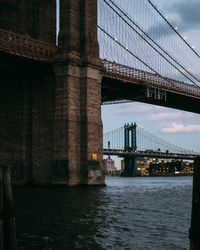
14, 176, 192, 249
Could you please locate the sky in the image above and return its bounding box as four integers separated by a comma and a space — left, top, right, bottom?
101, 0, 200, 162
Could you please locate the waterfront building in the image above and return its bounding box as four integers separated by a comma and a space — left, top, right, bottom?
104, 157, 117, 174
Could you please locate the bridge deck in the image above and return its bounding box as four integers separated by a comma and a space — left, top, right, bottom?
101, 59, 200, 100
103, 149, 199, 160
0, 28, 55, 62
0, 28, 200, 102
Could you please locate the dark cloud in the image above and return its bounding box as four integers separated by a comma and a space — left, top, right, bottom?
169, 0, 200, 30
146, 0, 200, 39
146, 23, 174, 40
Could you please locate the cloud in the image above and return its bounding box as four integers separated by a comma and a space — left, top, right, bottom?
146, 23, 173, 40
146, 0, 200, 39
161, 122, 200, 133
169, 0, 200, 31
114, 102, 164, 116
149, 112, 193, 121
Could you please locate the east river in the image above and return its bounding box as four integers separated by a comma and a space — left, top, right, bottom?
13, 176, 193, 250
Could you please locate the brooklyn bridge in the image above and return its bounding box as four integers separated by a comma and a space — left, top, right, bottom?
1, 0, 200, 249
1, 0, 200, 187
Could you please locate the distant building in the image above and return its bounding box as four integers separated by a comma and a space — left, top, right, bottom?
136, 157, 171, 175
147, 159, 193, 176
104, 157, 117, 173
120, 150, 194, 176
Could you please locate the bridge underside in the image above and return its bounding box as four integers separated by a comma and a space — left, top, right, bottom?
0, 53, 54, 185
102, 76, 200, 114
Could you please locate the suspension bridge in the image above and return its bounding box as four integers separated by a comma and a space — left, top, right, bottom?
1, 1, 200, 247
103, 123, 199, 176
1, 0, 200, 115
0, 0, 200, 184
99, 0, 200, 113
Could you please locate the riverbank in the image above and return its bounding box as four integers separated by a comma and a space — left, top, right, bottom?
106, 171, 193, 177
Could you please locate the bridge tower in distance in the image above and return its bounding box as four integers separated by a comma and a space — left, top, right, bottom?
124, 122, 137, 152
122, 123, 138, 177
0, 0, 104, 186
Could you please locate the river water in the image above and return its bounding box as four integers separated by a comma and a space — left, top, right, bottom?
13, 176, 193, 250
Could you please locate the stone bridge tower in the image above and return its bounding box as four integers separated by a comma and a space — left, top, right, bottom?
54, 0, 104, 186
0, 0, 104, 186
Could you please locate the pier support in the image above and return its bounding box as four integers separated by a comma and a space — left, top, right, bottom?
0, 0, 104, 186
0, 166, 17, 250
121, 156, 137, 177
190, 157, 200, 250
52, 0, 104, 186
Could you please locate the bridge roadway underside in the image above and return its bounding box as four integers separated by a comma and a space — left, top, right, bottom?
0, 52, 55, 185
101, 76, 200, 114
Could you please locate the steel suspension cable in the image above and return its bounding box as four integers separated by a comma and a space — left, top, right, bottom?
103, 0, 200, 87
147, 0, 200, 60
98, 25, 178, 88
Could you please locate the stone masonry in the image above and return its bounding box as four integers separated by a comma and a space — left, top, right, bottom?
0, 0, 105, 186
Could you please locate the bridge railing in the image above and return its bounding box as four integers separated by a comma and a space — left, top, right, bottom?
1, 28, 200, 99
101, 59, 200, 98
0, 28, 55, 62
